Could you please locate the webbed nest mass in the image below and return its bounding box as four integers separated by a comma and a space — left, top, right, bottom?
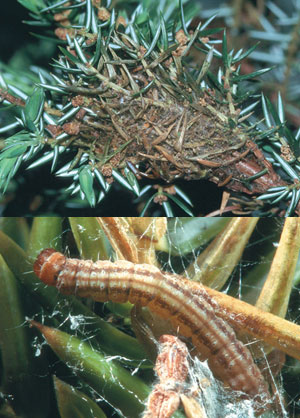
49, 23, 285, 194
0, 0, 299, 215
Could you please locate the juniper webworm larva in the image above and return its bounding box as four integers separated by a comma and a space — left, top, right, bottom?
34, 248, 270, 407
143, 335, 189, 418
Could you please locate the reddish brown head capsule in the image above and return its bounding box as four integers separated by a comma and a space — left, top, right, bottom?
34, 248, 66, 286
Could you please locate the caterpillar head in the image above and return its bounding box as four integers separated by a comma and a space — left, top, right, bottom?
34, 248, 66, 286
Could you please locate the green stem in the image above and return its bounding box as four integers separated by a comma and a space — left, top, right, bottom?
31, 321, 150, 418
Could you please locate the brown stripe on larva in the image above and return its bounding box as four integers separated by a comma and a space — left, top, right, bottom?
34, 249, 270, 405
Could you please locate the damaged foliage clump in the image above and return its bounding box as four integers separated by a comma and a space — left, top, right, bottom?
0, 0, 299, 215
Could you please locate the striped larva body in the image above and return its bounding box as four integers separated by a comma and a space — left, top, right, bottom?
34, 249, 270, 406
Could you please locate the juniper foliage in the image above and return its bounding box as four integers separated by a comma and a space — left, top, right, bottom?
0, 0, 299, 215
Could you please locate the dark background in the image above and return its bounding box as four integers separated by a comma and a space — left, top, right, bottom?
1, 2, 35, 63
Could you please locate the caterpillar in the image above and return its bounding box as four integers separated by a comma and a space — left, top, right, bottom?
143, 335, 189, 418
34, 248, 270, 406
